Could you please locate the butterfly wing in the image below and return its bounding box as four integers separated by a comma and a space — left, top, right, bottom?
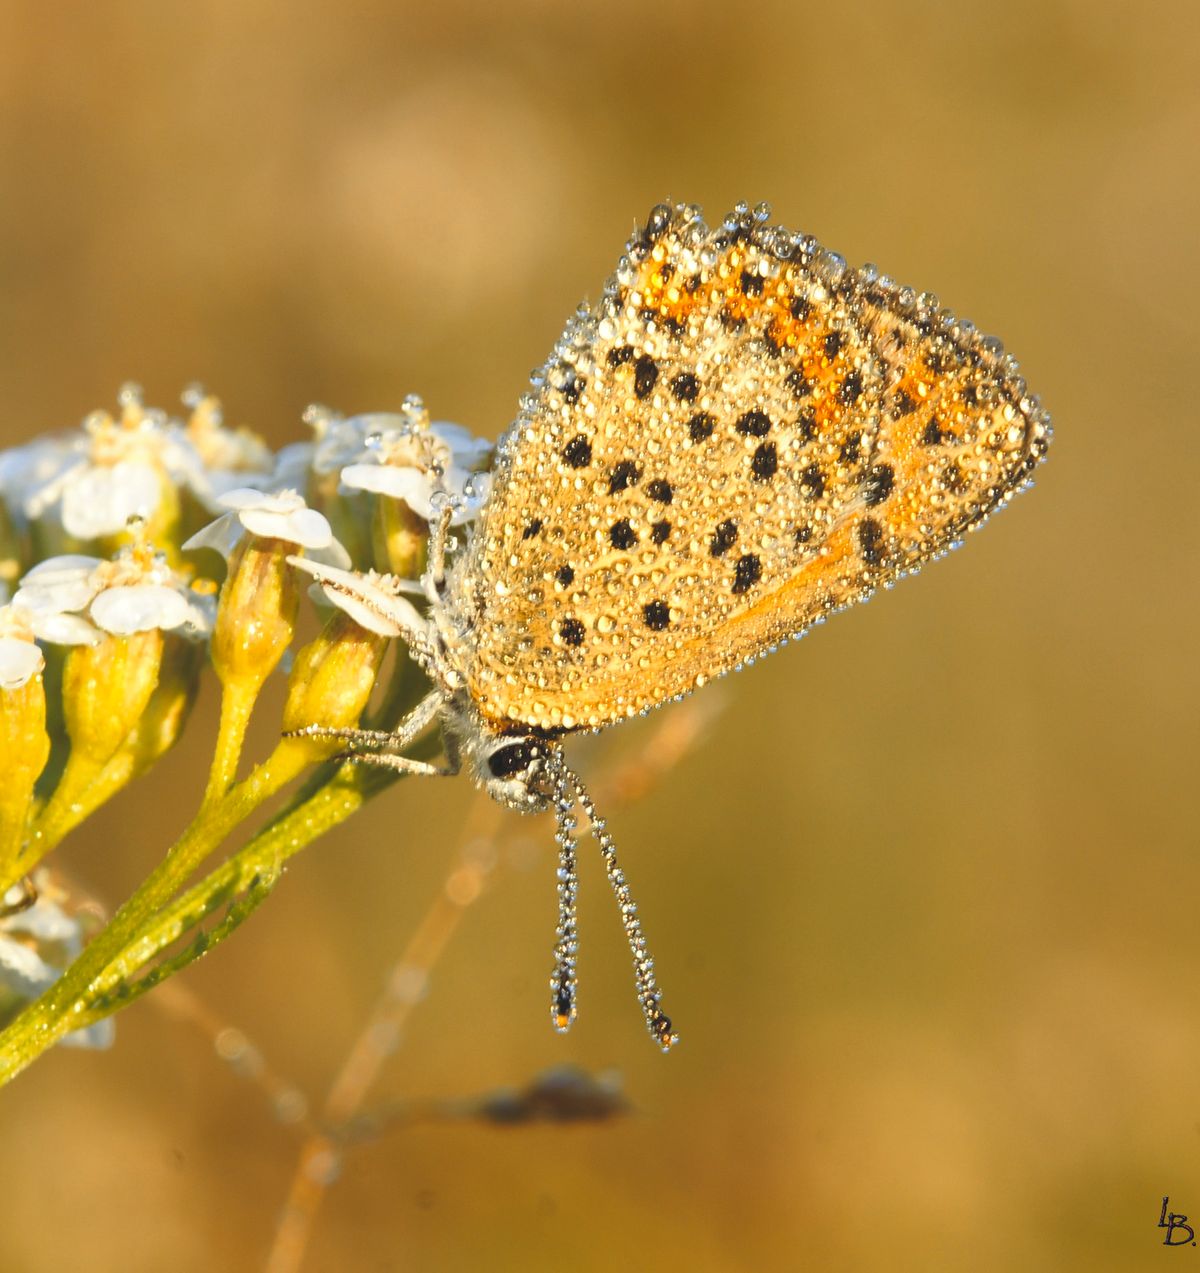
452, 202, 1050, 733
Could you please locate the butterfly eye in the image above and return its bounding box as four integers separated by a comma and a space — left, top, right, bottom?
486, 741, 539, 779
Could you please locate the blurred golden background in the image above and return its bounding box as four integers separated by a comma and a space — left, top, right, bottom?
2, 1, 1198, 1269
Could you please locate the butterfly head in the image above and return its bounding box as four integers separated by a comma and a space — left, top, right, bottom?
480, 734, 556, 814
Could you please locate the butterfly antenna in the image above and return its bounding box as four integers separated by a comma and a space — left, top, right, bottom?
562, 761, 678, 1052
547, 753, 580, 1035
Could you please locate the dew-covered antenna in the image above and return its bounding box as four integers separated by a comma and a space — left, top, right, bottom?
545, 749, 677, 1051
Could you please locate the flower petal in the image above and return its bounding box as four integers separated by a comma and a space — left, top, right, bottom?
270, 442, 315, 492
2, 894, 79, 944
20, 555, 104, 581
219, 487, 297, 512
431, 421, 493, 465
181, 511, 243, 559
91, 584, 191, 634
306, 538, 353, 570
29, 612, 103, 645
339, 463, 432, 505
288, 556, 426, 638
0, 637, 43, 689
13, 567, 101, 616
61, 461, 162, 539
239, 503, 334, 549
0, 935, 55, 996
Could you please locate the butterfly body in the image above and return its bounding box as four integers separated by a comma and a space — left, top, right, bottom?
290, 200, 1051, 1049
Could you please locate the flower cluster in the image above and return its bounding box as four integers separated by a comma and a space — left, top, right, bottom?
0, 385, 491, 1066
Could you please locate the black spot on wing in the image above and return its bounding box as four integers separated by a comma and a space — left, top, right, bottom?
751, 442, 778, 481
858, 518, 885, 565
799, 464, 825, 499
736, 410, 772, 437
608, 460, 642, 493
710, 519, 738, 556
863, 464, 895, 506
559, 618, 585, 646
839, 370, 864, 405
642, 600, 670, 631
923, 418, 952, 446
634, 355, 659, 399
560, 371, 584, 404
609, 519, 636, 550
562, 434, 591, 468
731, 554, 762, 594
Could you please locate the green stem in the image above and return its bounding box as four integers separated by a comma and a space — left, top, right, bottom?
80, 868, 280, 1024
0, 739, 309, 1087
95, 761, 373, 998
203, 677, 259, 805
27, 751, 107, 858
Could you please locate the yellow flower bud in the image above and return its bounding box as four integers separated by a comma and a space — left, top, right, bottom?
373, 494, 429, 579
0, 671, 51, 889
210, 537, 298, 689
61, 630, 163, 768
127, 635, 204, 775
281, 612, 387, 753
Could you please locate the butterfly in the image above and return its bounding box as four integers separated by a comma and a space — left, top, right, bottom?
289, 200, 1051, 1050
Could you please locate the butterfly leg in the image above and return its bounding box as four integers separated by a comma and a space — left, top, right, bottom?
284, 687, 446, 761
341, 717, 465, 779
420, 504, 469, 667
424, 504, 453, 595
337, 751, 458, 779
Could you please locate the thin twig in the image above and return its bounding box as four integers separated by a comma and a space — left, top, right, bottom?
151, 978, 317, 1135
264, 792, 504, 1273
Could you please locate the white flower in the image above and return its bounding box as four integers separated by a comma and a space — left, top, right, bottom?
16, 385, 207, 540
306, 398, 492, 526
287, 556, 426, 639
182, 488, 351, 568
178, 386, 276, 512
0, 607, 46, 689
0, 603, 47, 687
13, 545, 214, 643
0, 879, 114, 1050
0, 437, 78, 532
269, 441, 316, 494
338, 419, 492, 524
